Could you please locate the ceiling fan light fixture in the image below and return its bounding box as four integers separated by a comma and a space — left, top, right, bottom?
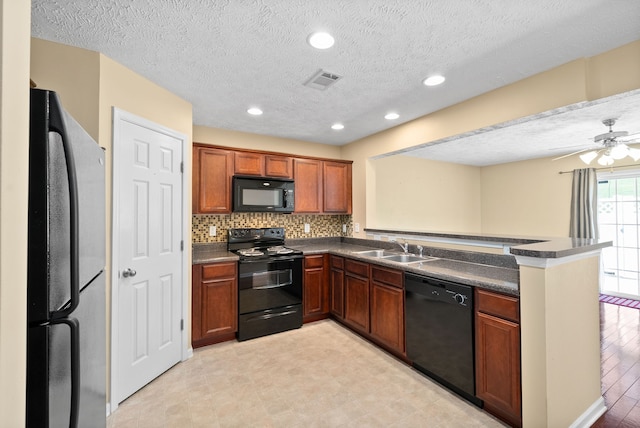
628, 147, 640, 161
598, 154, 614, 166
610, 144, 629, 160
579, 151, 598, 165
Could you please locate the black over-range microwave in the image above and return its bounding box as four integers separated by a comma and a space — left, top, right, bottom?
232, 176, 295, 213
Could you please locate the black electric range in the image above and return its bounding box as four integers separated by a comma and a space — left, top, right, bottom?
228, 228, 303, 341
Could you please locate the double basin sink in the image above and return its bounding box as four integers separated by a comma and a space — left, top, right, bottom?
353, 249, 438, 265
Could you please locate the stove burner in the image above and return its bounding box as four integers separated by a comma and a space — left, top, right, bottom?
267, 246, 294, 255
238, 248, 264, 257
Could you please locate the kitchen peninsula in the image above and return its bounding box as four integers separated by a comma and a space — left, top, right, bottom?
363, 228, 611, 428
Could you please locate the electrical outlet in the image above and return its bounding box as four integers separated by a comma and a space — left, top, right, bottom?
354, 223, 360, 233
209, 225, 216, 236
342, 224, 347, 233
304, 223, 310, 233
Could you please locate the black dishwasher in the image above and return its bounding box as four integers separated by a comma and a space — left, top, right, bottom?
405, 273, 481, 406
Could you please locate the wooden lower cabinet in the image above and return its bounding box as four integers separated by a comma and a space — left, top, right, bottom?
303, 254, 329, 322
344, 259, 370, 333
475, 289, 521, 427
339, 258, 405, 356
329, 256, 345, 319
369, 265, 404, 354
192, 262, 238, 348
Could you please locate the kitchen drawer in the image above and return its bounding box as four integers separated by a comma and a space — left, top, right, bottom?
305, 254, 325, 268
330, 255, 344, 270
201, 262, 237, 281
371, 265, 403, 289
476, 289, 519, 323
345, 259, 369, 278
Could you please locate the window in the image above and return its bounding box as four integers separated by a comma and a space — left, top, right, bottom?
598, 170, 640, 299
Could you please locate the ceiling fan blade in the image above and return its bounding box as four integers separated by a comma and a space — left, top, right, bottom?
552, 147, 592, 161
549, 144, 588, 151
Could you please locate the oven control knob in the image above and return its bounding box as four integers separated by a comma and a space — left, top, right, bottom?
453, 293, 466, 305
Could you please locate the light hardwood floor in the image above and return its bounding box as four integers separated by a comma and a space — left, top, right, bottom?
593, 302, 640, 427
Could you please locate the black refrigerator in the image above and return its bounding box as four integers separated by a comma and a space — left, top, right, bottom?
26, 88, 106, 428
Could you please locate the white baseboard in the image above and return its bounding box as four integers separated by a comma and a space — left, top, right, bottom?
183, 346, 193, 361
569, 396, 606, 428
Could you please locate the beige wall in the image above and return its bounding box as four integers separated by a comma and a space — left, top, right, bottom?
0, 1, 30, 425
30, 38, 100, 140
480, 155, 576, 237
372, 155, 482, 233
343, 40, 640, 239
519, 255, 602, 426
30, 38, 193, 405
194, 125, 341, 159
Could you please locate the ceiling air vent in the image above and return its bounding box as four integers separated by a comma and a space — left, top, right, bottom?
304, 69, 342, 91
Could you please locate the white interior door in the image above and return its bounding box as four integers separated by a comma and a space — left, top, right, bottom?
112, 110, 185, 405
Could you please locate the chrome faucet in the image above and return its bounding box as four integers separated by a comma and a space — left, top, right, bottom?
391, 239, 409, 253
417, 245, 424, 257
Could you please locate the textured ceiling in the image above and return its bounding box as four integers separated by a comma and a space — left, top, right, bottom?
31, 0, 640, 165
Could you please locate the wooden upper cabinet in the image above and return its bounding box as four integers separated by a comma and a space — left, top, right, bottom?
264, 155, 293, 178
193, 144, 351, 214
193, 146, 233, 214
234, 152, 293, 178
234, 152, 264, 176
294, 158, 323, 213
323, 161, 352, 214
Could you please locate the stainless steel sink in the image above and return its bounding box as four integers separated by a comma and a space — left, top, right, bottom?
354, 249, 439, 264
354, 249, 396, 258
382, 254, 431, 263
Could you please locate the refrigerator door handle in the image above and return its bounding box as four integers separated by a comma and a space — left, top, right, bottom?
49, 317, 80, 428
48, 94, 81, 320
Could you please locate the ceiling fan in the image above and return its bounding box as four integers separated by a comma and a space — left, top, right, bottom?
553, 118, 640, 165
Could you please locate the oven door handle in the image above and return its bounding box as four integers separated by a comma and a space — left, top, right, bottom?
246, 310, 298, 322
252, 282, 292, 290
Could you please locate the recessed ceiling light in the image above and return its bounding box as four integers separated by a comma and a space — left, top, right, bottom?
331, 123, 344, 130
308, 32, 335, 49
385, 113, 400, 120
247, 107, 263, 115
423, 75, 445, 86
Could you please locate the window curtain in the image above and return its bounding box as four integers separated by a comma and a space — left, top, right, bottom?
569, 168, 599, 239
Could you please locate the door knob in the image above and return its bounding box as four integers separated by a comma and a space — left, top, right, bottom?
122, 268, 137, 278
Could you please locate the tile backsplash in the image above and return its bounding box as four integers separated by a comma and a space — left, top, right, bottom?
192, 213, 353, 243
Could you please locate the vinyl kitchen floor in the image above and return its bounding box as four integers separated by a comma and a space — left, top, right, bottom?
107, 320, 506, 428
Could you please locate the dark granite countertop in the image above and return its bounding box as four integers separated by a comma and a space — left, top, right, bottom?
364, 228, 612, 259
192, 239, 519, 295
192, 228, 612, 298
192, 243, 238, 264
287, 240, 519, 296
